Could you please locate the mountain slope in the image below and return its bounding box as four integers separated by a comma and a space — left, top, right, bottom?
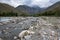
16, 5, 41, 14
0, 3, 18, 13
34, 1, 60, 16
38, 1, 60, 16
46, 1, 60, 11
0, 3, 26, 16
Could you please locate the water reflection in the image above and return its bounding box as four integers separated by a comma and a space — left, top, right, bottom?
0, 17, 12, 22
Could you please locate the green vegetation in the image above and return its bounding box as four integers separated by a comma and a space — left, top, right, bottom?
0, 11, 18, 16
0, 11, 30, 17
0, 10, 60, 17
32, 10, 60, 17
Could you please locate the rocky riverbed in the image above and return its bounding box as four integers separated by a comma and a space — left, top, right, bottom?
0, 17, 60, 40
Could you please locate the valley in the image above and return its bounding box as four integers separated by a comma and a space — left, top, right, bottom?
0, 0, 60, 40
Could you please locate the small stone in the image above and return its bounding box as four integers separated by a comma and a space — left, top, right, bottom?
3, 30, 6, 32
6, 27, 9, 29
43, 31, 47, 35
0, 38, 3, 40
0, 23, 3, 25
15, 28, 17, 29
17, 39, 20, 40
0, 31, 2, 34
2, 22, 7, 25
14, 36, 17, 39
51, 31, 55, 35
24, 35, 32, 40
5, 32, 8, 34
59, 37, 60, 40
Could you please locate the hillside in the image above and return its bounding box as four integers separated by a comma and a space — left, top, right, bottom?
46, 1, 60, 11
0, 3, 18, 13
0, 3, 24, 16
44, 1, 60, 15
36, 1, 60, 16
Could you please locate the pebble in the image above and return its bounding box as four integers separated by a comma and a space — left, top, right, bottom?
6, 27, 9, 30
0, 38, 3, 40
14, 36, 17, 39
51, 31, 55, 35
24, 35, 32, 40
0, 23, 3, 25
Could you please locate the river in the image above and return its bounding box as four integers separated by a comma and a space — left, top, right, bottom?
0, 17, 12, 22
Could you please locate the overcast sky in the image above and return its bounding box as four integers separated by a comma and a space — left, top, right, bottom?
0, 0, 60, 8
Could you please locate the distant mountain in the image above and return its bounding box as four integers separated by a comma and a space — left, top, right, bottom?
16, 5, 42, 14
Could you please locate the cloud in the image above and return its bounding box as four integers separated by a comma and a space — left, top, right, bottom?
0, 0, 60, 8
30, 0, 60, 8
0, 0, 24, 7
30, 0, 51, 7
9, 0, 32, 7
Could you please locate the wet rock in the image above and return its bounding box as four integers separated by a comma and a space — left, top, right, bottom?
0, 38, 3, 40
0, 23, 3, 25
14, 36, 17, 39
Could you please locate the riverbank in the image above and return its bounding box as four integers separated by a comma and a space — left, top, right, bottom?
0, 17, 60, 40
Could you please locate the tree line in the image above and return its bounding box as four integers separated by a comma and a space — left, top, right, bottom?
0, 10, 60, 17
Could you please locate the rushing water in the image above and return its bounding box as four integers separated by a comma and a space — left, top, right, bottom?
0, 17, 12, 22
